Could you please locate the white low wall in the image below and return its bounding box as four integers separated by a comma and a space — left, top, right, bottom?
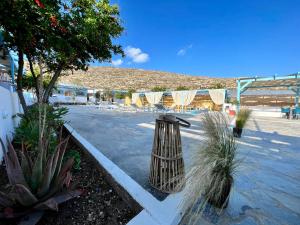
49, 95, 87, 104
0, 86, 22, 161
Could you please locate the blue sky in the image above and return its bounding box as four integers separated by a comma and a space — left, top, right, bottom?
93, 0, 300, 78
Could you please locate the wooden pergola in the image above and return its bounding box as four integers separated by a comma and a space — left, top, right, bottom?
236, 73, 300, 111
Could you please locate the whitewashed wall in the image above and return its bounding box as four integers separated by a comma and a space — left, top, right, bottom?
0, 86, 23, 162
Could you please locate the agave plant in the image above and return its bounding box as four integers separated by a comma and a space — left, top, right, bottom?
181, 112, 239, 225
0, 131, 82, 222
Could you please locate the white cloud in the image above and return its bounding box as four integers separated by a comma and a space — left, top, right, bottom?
111, 59, 123, 66
177, 44, 193, 56
125, 46, 149, 63
177, 49, 186, 56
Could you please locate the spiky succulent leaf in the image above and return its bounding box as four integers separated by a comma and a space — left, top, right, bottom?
0, 129, 79, 216
20, 144, 33, 185
35, 189, 82, 212
36, 154, 55, 198
53, 136, 70, 180
0, 191, 14, 207
64, 171, 72, 188
40, 157, 74, 201
54, 158, 74, 190
14, 184, 38, 207
50, 137, 68, 181
30, 144, 45, 192
2, 138, 28, 188
52, 189, 82, 205
34, 198, 58, 211
58, 157, 74, 180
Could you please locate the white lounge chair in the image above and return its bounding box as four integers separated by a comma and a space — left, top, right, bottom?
153, 104, 175, 113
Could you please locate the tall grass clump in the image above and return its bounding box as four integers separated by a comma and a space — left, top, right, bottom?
236, 109, 251, 129
181, 112, 239, 225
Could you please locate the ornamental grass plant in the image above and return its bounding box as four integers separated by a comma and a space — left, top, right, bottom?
235, 109, 251, 129
181, 112, 240, 225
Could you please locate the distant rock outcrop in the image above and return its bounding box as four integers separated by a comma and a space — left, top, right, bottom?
59, 66, 236, 90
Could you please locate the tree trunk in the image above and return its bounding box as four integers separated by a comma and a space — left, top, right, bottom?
28, 58, 40, 102
42, 67, 62, 103
16, 50, 27, 114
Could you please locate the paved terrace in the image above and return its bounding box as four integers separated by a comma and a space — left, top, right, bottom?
65, 105, 300, 225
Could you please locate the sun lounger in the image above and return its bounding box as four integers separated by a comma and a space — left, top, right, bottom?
130, 103, 146, 112
153, 104, 175, 113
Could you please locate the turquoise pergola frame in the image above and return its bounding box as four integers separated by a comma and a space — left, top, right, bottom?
236, 72, 300, 111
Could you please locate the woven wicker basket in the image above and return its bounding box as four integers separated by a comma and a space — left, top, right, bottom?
149, 114, 190, 193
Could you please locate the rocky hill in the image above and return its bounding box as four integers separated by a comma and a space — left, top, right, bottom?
59, 67, 236, 90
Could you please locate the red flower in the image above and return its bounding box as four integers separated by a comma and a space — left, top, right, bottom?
50, 15, 58, 27
34, 0, 45, 8
60, 27, 68, 34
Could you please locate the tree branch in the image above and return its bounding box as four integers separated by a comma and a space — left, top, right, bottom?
42, 66, 63, 103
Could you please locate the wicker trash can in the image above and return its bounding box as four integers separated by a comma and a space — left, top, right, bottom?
149, 114, 191, 193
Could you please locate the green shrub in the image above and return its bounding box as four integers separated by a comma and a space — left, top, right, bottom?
236, 109, 251, 129
230, 99, 239, 105
114, 92, 126, 99
23, 68, 52, 91
151, 86, 167, 92
175, 86, 190, 91
19, 104, 67, 129
210, 82, 225, 89
95, 91, 101, 100
125, 89, 136, 98
15, 104, 68, 151
64, 150, 81, 170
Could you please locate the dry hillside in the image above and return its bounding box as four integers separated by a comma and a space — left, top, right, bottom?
59, 67, 236, 90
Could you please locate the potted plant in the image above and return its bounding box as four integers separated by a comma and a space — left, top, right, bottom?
202, 113, 238, 208
181, 113, 239, 224
233, 109, 251, 138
